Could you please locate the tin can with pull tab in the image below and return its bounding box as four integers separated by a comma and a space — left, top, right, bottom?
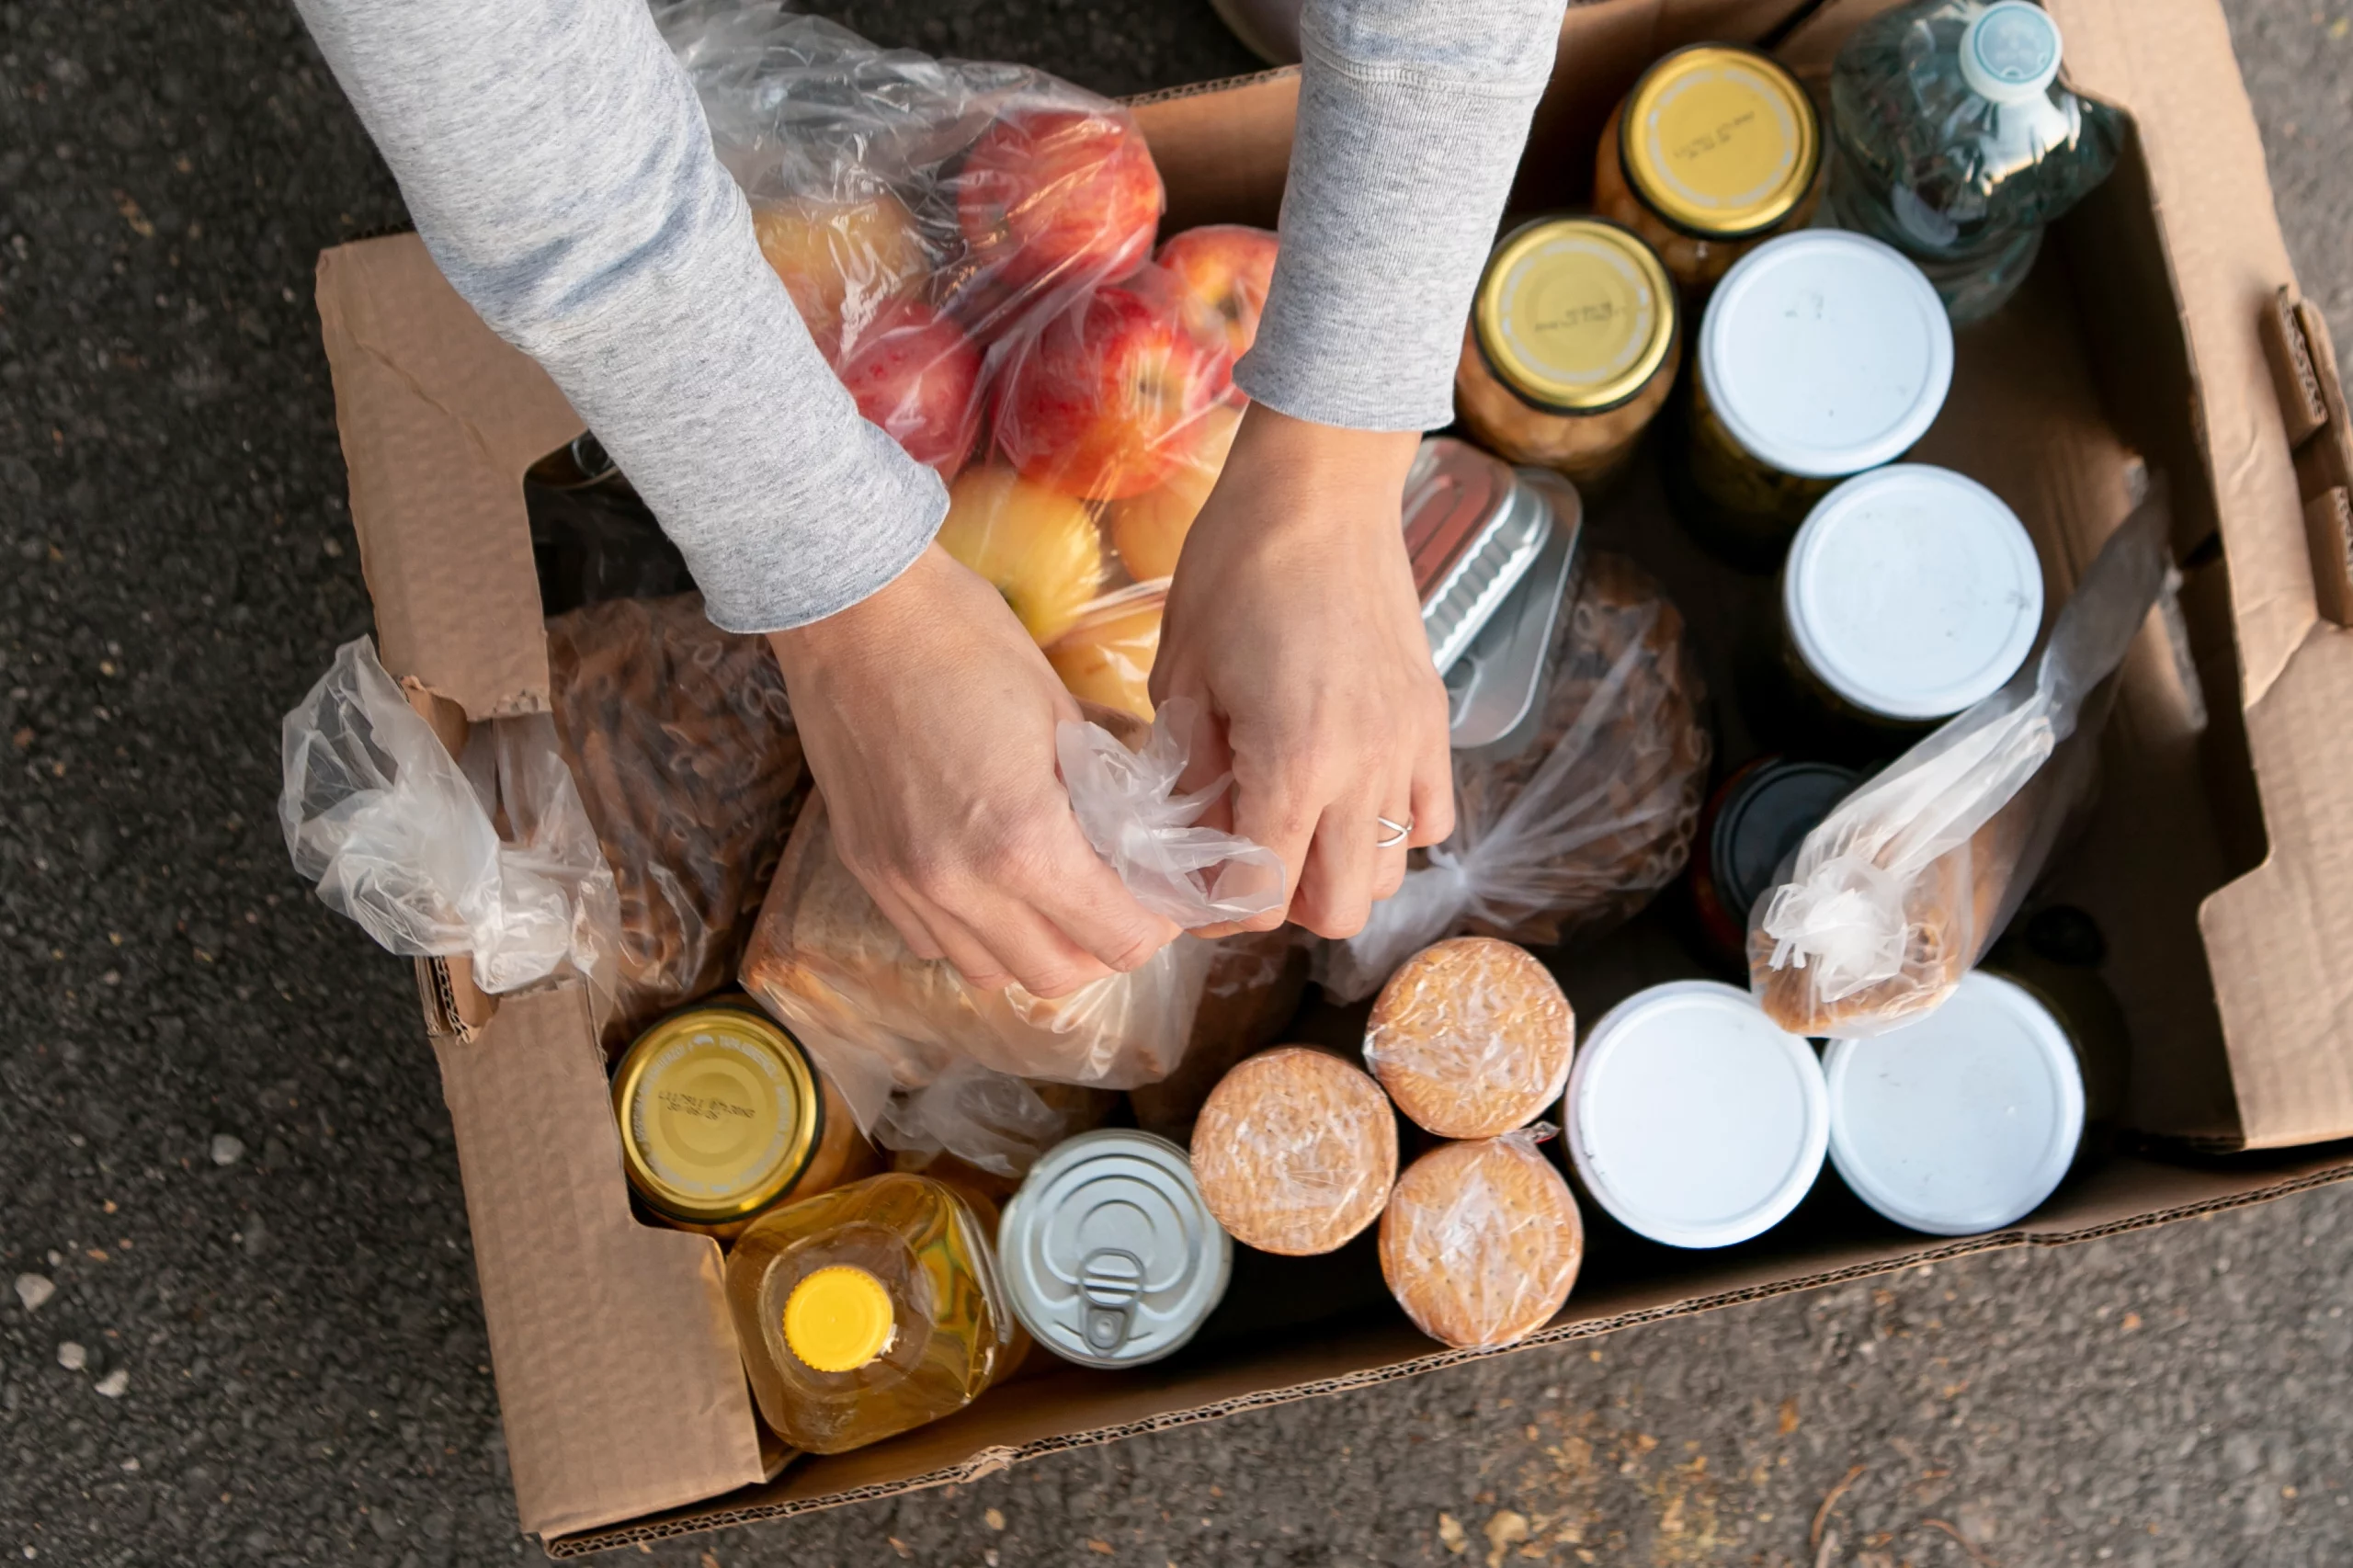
997, 1130, 1233, 1369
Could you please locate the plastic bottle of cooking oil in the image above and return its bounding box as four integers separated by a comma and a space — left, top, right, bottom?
724, 1173, 1012, 1454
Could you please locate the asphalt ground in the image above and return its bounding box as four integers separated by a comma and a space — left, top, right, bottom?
3, 0, 2351, 1564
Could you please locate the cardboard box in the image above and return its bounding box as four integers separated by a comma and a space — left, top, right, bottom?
312, 0, 2353, 1553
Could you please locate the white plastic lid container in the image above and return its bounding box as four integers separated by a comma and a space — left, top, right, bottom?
1699, 231, 1954, 478
1784, 463, 2045, 721
1823, 971, 2086, 1236
1564, 980, 1828, 1249
1960, 2, 2065, 103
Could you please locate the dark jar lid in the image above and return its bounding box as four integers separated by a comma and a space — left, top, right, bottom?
1703, 758, 1860, 951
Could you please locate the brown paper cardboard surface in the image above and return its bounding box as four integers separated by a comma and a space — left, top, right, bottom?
433, 983, 767, 1538
315, 237, 583, 721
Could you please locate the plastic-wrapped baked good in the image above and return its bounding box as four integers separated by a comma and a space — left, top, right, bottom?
1363, 937, 1574, 1139
1128, 927, 1311, 1139
1319, 551, 1710, 1002
1380, 1131, 1583, 1349
545, 594, 807, 1042
1190, 1048, 1398, 1256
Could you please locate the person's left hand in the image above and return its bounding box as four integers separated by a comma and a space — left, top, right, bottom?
1150, 402, 1455, 939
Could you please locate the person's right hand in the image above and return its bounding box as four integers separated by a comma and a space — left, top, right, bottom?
767, 543, 1181, 998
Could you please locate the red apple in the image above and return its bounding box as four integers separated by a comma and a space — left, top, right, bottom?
751, 190, 929, 360
1156, 225, 1279, 360
834, 299, 984, 480
954, 108, 1163, 310
996, 275, 1235, 502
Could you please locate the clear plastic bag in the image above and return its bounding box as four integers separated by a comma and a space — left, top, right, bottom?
1378, 1127, 1585, 1349
280, 637, 620, 1005
1361, 937, 1576, 1140
739, 701, 1282, 1149
544, 594, 808, 1043
1318, 552, 1711, 1002
880, 1064, 1118, 1183
1128, 926, 1312, 1138
1751, 485, 2172, 1037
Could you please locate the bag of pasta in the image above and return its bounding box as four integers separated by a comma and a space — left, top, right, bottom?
545, 594, 808, 1043
1317, 551, 1711, 1002
1751, 486, 2171, 1037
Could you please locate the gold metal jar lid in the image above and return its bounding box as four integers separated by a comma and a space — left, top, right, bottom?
1473, 218, 1677, 414
612, 1006, 823, 1227
1618, 45, 1820, 239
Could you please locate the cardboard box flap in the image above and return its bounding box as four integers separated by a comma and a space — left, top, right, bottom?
433, 983, 765, 1539
2259, 291, 2353, 624
315, 235, 582, 721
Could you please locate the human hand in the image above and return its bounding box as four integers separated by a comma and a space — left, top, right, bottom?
769, 544, 1181, 996
1150, 403, 1455, 939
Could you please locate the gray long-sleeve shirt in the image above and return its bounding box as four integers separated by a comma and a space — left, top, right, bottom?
295, 0, 1566, 634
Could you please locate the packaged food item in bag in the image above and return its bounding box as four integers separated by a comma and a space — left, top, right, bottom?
279, 637, 620, 1010
1046, 581, 1167, 722
1380, 1130, 1584, 1349
1750, 486, 2172, 1036
544, 594, 807, 1041
740, 699, 1284, 1164
1318, 552, 1711, 1002
1363, 937, 1575, 1140
1190, 1048, 1398, 1256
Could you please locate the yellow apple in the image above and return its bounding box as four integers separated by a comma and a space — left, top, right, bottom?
1107, 401, 1243, 582
935, 468, 1106, 646
1046, 585, 1165, 722
751, 189, 929, 359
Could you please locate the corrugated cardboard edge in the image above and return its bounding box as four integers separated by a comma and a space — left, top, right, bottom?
314, 236, 583, 721
547, 1148, 2353, 1557
435, 983, 767, 1539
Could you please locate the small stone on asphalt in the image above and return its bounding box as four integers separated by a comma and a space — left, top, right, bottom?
95, 1368, 129, 1398
14, 1274, 54, 1312
57, 1341, 86, 1371
210, 1134, 245, 1166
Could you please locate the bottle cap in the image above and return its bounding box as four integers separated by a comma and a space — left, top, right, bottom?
1699, 231, 1952, 479
782, 1265, 897, 1373
1823, 971, 2086, 1235
1473, 218, 1678, 414
1619, 45, 1821, 238
999, 1131, 1233, 1368
1565, 981, 1827, 1249
612, 1006, 823, 1227
1960, 2, 2064, 104
1784, 464, 2044, 722
1710, 760, 1860, 925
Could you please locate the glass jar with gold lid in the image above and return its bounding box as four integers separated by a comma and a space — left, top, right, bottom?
611, 1002, 877, 1239
1593, 44, 1824, 291
1455, 216, 1681, 491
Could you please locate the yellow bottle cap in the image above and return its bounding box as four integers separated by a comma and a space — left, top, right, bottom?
1473, 218, 1677, 414
783, 1266, 897, 1373
611, 1006, 822, 1226
1619, 45, 1819, 239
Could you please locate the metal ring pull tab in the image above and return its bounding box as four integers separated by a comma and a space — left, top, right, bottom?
1078, 1248, 1144, 1354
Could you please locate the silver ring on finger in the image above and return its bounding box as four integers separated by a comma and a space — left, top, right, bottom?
1376, 813, 1412, 850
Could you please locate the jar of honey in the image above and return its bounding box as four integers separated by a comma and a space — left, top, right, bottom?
610, 1003, 878, 1240
1455, 217, 1681, 492
1593, 45, 1824, 293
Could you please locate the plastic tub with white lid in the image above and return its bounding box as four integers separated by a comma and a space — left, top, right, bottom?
1782, 462, 2045, 723
1822, 970, 2087, 1236
1681, 230, 1954, 560
1564, 980, 1828, 1249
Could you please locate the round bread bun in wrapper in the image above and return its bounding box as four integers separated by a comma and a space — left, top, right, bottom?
1364, 937, 1574, 1139
1190, 1047, 1398, 1256
1380, 1131, 1584, 1349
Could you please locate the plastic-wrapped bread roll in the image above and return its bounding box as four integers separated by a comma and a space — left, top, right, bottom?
1380, 1131, 1583, 1349
1363, 938, 1575, 1139
1190, 1048, 1398, 1256
544, 593, 808, 1043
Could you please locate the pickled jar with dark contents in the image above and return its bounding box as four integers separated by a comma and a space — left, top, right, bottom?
1455, 217, 1681, 493
1776, 464, 2044, 744
1592, 45, 1824, 293
1686, 757, 1860, 971
611, 1003, 878, 1240
1677, 231, 1954, 568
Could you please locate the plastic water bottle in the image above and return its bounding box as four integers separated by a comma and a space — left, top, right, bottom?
1827, 0, 2122, 324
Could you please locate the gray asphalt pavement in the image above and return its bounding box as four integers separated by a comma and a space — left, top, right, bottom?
4, 0, 2351, 1564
